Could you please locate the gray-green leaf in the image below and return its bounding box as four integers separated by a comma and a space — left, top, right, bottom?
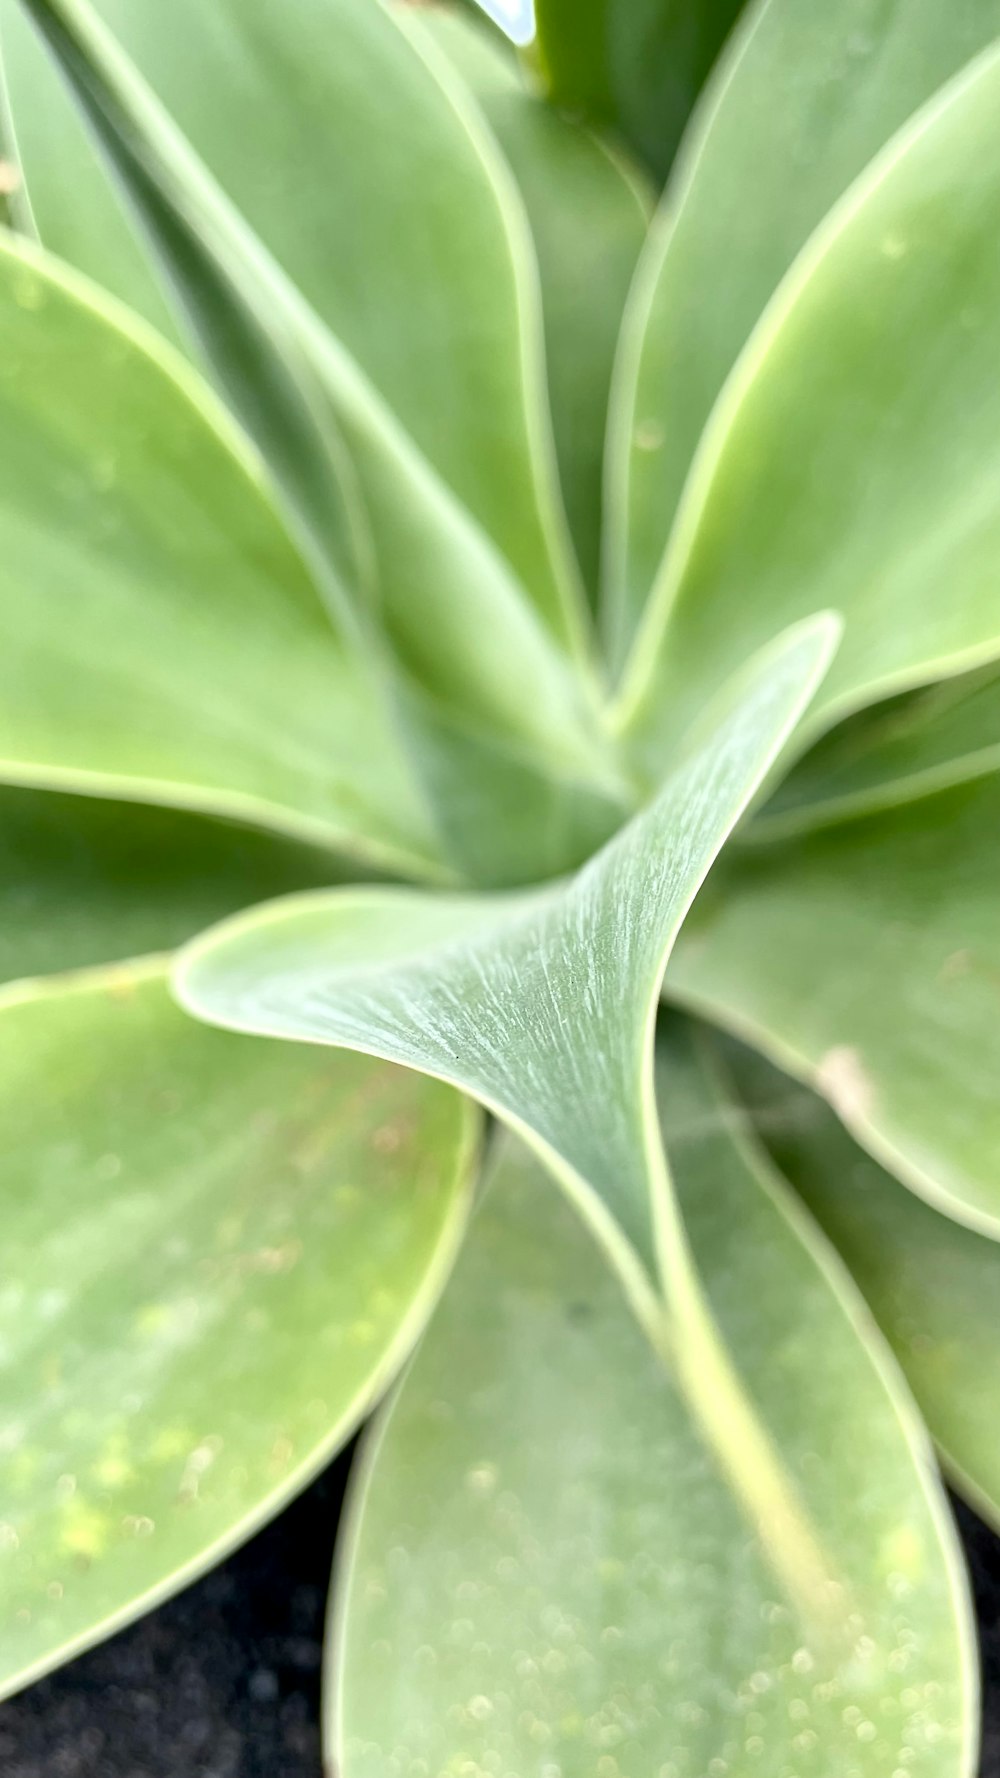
0, 962, 477, 1699
607, 0, 1000, 667
330, 1042, 973, 1776
668, 772, 1000, 1236
723, 1035, 1000, 1534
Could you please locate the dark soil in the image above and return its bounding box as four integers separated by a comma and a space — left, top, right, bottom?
1, 1473, 998, 1777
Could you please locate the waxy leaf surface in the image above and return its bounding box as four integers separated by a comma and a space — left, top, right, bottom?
426, 9, 650, 606
23, 0, 616, 885
609, 0, 1000, 664
0, 964, 476, 1698
669, 774, 1000, 1236
177, 620, 836, 1287
724, 1038, 1000, 1534
0, 0, 181, 342
756, 662, 1000, 838
330, 1046, 973, 1777
0, 230, 436, 875
0, 787, 353, 991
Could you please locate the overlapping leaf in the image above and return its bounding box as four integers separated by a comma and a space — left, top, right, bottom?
330, 1039, 973, 1777
607, 0, 1000, 667
756, 661, 1000, 837
0, 0, 181, 341
724, 1037, 1000, 1532
0, 230, 437, 875
426, 9, 651, 606
14, 0, 581, 639
19, 0, 619, 884
0, 787, 355, 991
533, 0, 745, 183
668, 773, 1000, 1236
0, 962, 476, 1699
176, 619, 835, 1286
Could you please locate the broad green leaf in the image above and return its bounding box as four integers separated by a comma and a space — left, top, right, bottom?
176, 617, 836, 1290
0, 0, 182, 343
423, 8, 652, 607
0, 961, 477, 1698
330, 1040, 973, 1777
0, 785, 356, 991
620, 42, 1000, 778
0, 230, 443, 878
607, 0, 1000, 669
533, 0, 745, 184
23, 0, 622, 885
755, 661, 1000, 839
722, 1037, 1000, 1535
22, 0, 588, 658
668, 772, 1000, 1236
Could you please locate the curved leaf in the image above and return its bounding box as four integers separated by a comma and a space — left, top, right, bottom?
722, 1036, 1000, 1535
329, 1044, 973, 1777
21, 0, 622, 884
533, 0, 745, 184
0, 961, 477, 1699
755, 661, 1000, 838
176, 618, 836, 1289
424, 8, 651, 607
668, 773, 1000, 1236
21, 0, 588, 656
607, 0, 1000, 666
0, 0, 181, 342
0, 785, 356, 991
177, 621, 850, 1612
0, 229, 439, 877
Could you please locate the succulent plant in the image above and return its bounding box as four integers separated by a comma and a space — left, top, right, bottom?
1, 0, 1000, 1769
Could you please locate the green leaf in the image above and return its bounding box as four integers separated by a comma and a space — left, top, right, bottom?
329, 1037, 973, 1777
177, 620, 853, 1617
423, 8, 652, 607
21, 0, 588, 652
0, 229, 441, 878
176, 617, 837, 1289
0, 785, 360, 992
0, 961, 477, 1699
668, 772, 1000, 1236
21, 0, 623, 884
0, 0, 183, 343
533, 0, 745, 184
723, 1036, 1000, 1534
610, 4, 1000, 692
755, 660, 1000, 839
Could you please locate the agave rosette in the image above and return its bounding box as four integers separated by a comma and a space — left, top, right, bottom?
0, 0, 999, 1770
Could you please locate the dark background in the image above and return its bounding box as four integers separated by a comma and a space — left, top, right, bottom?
1, 1464, 998, 1778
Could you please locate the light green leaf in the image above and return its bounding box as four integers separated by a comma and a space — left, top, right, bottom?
22, 0, 587, 655
0, 785, 358, 992
176, 617, 836, 1288
423, 7, 652, 607
668, 772, 1000, 1236
532, 0, 745, 184
607, 0, 1000, 670
723, 1035, 1000, 1533
0, 961, 477, 1699
755, 661, 1000, 839
0, 0, 182, 343
329, 1038, 973, 1777
23, 0, 622, 885
0, 230, 439, 878
178, 621, 851, 1615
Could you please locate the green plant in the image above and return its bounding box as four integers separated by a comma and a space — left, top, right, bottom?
1, 0, 999, 1767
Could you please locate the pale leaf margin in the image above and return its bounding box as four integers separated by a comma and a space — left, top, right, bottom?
0, 953, 479, 1699
174, 615, 854, 1631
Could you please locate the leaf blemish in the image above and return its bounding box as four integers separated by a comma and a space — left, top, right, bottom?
816, 1047, 873, 1124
